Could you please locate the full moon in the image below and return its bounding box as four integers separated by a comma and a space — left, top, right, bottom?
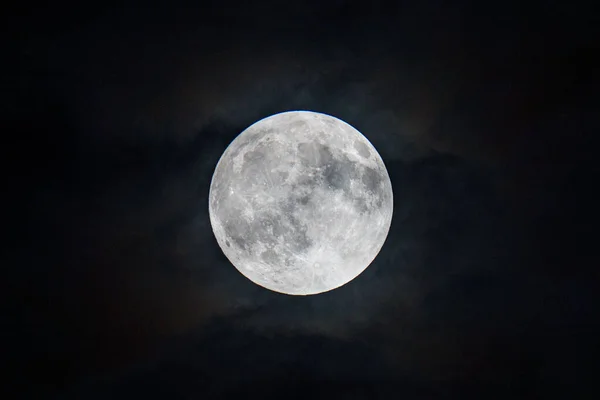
209, 111, 393, 295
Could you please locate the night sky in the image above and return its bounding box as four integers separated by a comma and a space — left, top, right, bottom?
6, 0, 599, 398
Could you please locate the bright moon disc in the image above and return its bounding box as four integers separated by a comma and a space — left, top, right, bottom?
209, 111, 393, 295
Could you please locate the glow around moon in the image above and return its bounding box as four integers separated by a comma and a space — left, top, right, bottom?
209, 111, 393, 295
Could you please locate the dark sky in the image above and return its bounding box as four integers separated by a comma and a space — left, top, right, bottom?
5, 0, 598, 398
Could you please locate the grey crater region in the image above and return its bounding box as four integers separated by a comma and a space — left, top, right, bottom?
209, 111, 393, 295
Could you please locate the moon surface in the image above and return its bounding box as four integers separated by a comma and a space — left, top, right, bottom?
209, 111, 393, 295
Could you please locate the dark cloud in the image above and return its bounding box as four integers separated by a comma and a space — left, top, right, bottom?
63, 323, 395, 399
